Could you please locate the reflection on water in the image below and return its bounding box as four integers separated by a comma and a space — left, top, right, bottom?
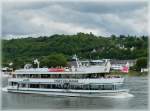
2, 76, 148, 110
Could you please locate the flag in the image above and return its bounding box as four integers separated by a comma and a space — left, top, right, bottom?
120, 66, 129, 73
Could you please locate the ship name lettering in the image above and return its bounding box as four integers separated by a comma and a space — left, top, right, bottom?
54, 79, 78, 83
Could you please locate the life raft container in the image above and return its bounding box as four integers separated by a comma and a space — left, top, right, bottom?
48, 68, 64, 72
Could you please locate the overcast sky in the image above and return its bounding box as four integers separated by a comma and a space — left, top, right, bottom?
2, 1, 148, 39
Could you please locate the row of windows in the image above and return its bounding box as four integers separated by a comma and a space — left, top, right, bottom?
13, 74, 106, 79
10, 82, 124, 90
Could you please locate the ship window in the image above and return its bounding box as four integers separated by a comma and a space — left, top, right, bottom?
52, 84, 56, 88
21, 84, 26, 88
115, 84, 124, 90
70, 85, 75, 89
47, 84, 51, 88
83, 85, 90, 90
90, 85, 99, 90
75, 74, 82, 79
74, 85, 83, 89
12, 82, 18, 86
103, 85, 113, 90
58, 74, 62, 78
12, 74, 16, 78
30, 74, 39, 78
40, 84, 50, 88
98, 85, 104, 90
41, 74, 51, 78
17, 75, 22, 78
30, 84, 40, 88
38, 84, 64, 89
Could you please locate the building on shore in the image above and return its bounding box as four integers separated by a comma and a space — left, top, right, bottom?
141, 68, 148, 73
110, 59, 136, 70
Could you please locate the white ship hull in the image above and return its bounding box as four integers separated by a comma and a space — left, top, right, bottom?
3, 58, 133, 98
3, 87, 133, 98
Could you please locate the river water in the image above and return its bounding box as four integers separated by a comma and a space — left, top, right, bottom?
1, 76, 148, 110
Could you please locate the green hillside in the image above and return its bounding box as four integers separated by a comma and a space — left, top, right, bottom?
2, 32, 148, 69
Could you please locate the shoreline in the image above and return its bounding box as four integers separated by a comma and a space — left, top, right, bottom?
109, 70, 148, 76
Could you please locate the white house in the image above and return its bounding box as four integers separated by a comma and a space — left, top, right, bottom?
110, 59, 136, 70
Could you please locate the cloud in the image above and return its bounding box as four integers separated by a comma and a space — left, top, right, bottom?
2, 1, 148, 39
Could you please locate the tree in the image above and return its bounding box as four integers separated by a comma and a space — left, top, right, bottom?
110, 34, 116, 40
2, 33, 148, 69
41, 53, 67, 67
134, 57, 148, 71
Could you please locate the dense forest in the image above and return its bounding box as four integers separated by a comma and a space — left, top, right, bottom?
2, 32, 148, 69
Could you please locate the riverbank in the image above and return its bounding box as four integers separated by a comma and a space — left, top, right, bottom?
110, 70, 148, 76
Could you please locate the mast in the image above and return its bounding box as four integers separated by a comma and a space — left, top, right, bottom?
34, 59, 40, 68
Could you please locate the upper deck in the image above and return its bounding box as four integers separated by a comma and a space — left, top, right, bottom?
13, 58, 111, 75
14, 65, 110, 75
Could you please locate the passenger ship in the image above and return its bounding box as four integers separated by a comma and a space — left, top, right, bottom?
4, 55, 131, 97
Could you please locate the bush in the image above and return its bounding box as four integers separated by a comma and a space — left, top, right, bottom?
135, 57, 148, 71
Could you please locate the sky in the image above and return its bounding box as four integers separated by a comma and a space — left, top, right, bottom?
2, 1, 148, 39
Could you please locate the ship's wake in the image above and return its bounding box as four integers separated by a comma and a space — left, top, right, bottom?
1, 87, 134, 99
2, 87, 8, 92
99, 93, 134, 98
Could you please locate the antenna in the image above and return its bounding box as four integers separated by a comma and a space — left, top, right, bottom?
72, 54, 80, 68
